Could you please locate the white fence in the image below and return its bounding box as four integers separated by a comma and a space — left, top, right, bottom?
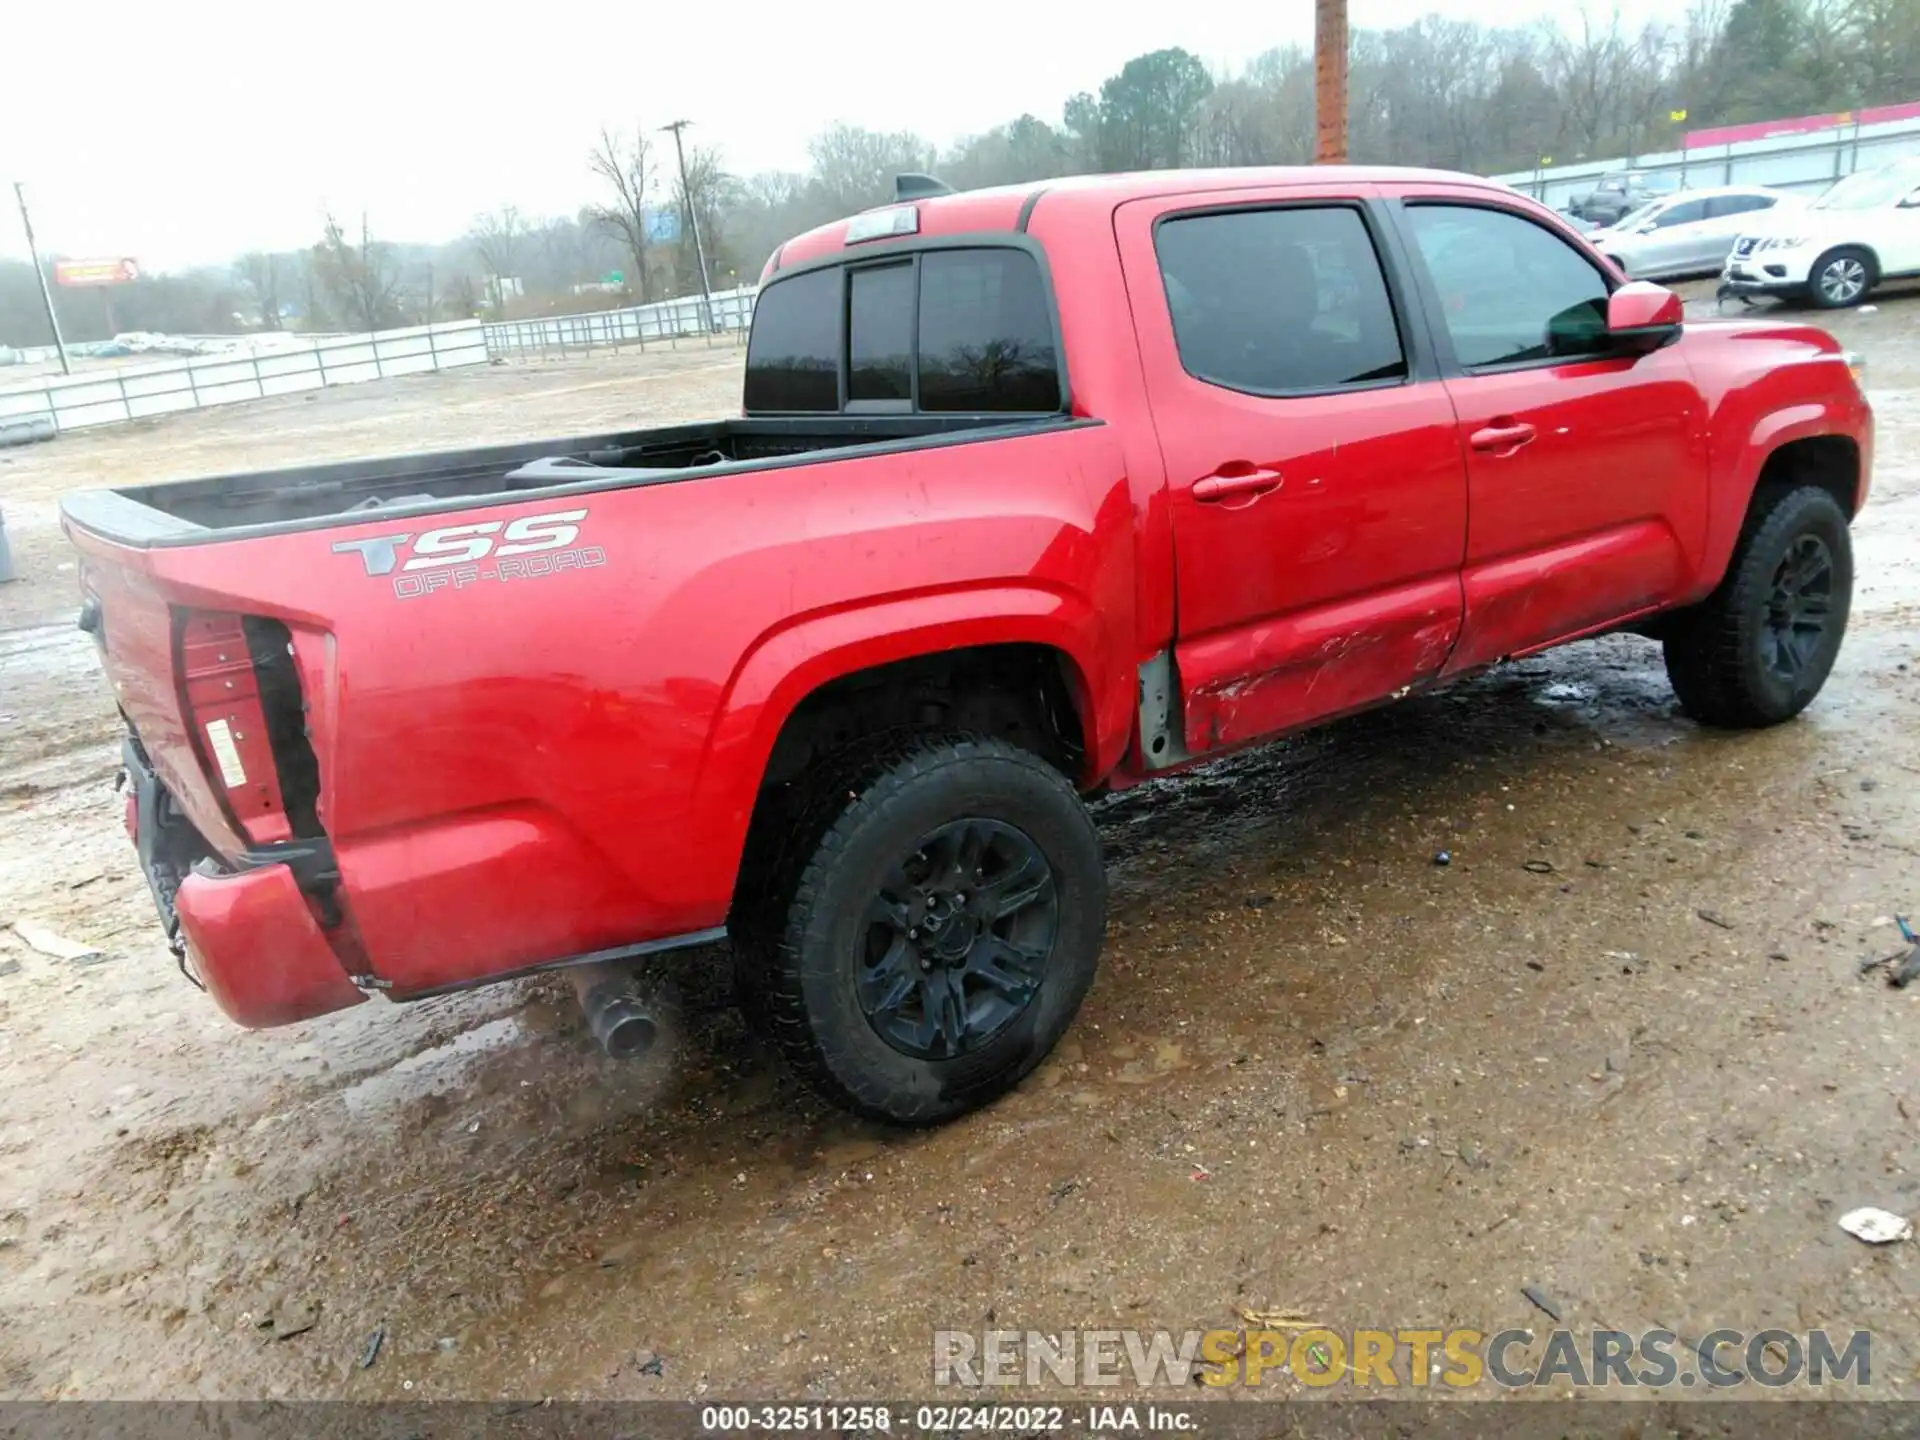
1494, 109, 1920, 208
0, 321, 489, 439
481, 286, 756, 360
0, 286, 759, 442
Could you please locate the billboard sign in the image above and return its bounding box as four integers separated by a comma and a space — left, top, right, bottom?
54, 258, 141, 287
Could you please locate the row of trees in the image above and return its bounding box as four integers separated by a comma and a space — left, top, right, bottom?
6, 0, 1919, 349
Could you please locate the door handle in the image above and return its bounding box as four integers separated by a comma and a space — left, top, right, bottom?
1194, 466, 1284, 502
1469, 420, 1538, 454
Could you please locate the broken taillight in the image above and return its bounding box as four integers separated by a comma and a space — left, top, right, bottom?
177, 611, 293, 845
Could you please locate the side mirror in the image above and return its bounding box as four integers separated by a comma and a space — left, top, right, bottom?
1607, 281, 1682, 351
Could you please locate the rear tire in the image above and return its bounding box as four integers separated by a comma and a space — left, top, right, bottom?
734, 734, 1105, 1125
1808, 246, 1874, 308
1662, 485, 1852, 728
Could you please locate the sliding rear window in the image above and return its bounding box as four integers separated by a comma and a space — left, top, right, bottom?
744, 246, 1062, 415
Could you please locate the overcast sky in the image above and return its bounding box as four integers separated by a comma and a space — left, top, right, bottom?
2, 0, 1655, 272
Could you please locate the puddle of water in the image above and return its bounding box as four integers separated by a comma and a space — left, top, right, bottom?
1537, 681, 1598, 704
340, 1016, 528, 1119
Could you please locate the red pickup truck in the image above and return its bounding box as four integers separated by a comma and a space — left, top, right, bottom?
63, 166, 1870, 1125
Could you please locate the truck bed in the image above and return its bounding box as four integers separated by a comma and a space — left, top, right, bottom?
62, 413, 1062, 544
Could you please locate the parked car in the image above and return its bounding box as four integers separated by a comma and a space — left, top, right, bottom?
1568, 169, 1679, 225
63, 166, 1871, 1126
1723, 158, 1920, 307
1592, 186, 1799, 279
1556, 207, 1599, 234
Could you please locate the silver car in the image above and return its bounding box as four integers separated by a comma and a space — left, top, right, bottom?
1592, 186, 1801, 280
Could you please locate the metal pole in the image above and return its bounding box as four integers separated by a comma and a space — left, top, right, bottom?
12, 182, 70, 376
1314, 0, 1349, 164
662, 120, 717, 331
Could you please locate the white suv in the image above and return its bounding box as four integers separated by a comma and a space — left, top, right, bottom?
1723, 158, 1920, 308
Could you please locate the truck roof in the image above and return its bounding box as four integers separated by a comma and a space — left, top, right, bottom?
763, 165, 1520, 279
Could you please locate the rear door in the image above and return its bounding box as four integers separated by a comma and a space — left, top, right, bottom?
1383, 190, 1709, 674
1635, 197, 1709, 275
1116, 185, 1468, 754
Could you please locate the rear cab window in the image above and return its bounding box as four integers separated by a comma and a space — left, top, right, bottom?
744, 245, 1063, 415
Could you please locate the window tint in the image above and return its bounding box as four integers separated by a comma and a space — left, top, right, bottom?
1407, 205, 1611, 369
916, 249, 1061, 411
743, 268, 839, 412
1653, 199, 1707, 227
848, 263, 914, 403
1154, 206, 1406, 394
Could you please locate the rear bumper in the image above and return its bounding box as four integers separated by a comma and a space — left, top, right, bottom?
123, 732, 364, 1028
175, 864, 366, 1027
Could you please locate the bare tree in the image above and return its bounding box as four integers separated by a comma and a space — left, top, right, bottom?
237, 252, 283, 329
311, 213, 402, 332
587, 125, 656, 302
471, 205, 526, 310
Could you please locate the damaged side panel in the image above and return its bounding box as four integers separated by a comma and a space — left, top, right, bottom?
1166, 575, 1463, 755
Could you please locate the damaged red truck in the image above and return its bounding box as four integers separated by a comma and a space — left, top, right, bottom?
62, 167, 1871, 1125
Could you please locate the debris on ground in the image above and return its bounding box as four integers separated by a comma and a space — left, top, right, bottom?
0, 957, 18, 978
1696, 909, 1735, 930
1521, 1285, 1564, 1322
635, 1351, 664, 1376
1838, 1208, 1913, 1245
358, 1325, 386, 1369
1522, 859, 1555, 874
1235, 1305, 1320, 1329
1890, 950, 1920, 989
271, 1301, 319, 1341
1432, 850, 1452, 867
10, 923, 101, 961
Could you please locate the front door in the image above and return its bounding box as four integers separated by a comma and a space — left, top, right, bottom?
1383, 193, 1710, 675
1116, 189, 1469, 754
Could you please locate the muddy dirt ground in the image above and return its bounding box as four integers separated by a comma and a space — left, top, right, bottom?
1, 297, 1917, 1404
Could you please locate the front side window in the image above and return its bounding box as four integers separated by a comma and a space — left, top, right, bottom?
743, 267, 839, 412
1406, 204, 1612, 369
1154, 205, 1406, 394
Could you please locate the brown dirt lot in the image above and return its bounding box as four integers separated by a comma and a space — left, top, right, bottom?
1, 299, 1918, 1407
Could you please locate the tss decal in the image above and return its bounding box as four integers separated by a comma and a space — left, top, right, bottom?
331, 508, 606, 598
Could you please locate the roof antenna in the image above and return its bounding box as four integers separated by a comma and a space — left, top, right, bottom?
895, 173, 955, 202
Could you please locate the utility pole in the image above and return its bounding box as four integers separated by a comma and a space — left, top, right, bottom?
660, 119, 716, 332
12, 182, 70, 375
1314, 0, 1350, 164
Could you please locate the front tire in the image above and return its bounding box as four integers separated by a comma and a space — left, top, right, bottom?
1809, 246, 1874, 308
735, 734, 1106, 1125
1663, 485, 1852, 728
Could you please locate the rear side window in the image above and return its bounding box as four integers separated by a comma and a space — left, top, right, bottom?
1154, 206, 1406, 394
917, 250, 1060, 411
1707, 194, 1774, 218
1652, 199, 1707, 228
744, 267, 839, 412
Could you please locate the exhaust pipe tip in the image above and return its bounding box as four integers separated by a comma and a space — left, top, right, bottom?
591, 993, 659, 1061
570, 963, 663, 1062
